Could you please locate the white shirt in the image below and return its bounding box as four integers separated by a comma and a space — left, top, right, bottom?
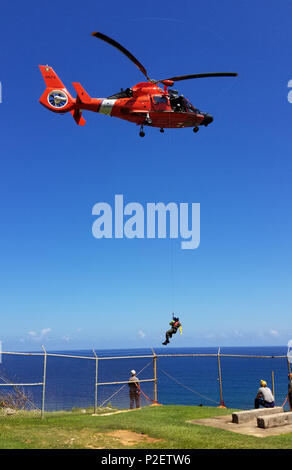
258, 386, 274, 403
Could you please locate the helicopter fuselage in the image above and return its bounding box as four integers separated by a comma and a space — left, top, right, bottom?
96, 82, 213, 129
39, 66, 214, 130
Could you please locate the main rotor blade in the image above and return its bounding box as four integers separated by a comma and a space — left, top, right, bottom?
156, 72, 238, 83
92, 31, 150, 81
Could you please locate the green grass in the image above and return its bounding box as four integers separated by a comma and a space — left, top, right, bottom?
0, 405, 292, 449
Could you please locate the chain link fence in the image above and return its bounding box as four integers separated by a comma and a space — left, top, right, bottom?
0, 348, 290, 419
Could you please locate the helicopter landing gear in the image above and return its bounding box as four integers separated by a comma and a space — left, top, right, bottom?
193, 126, 199, 133
160, 128, 164, 133
139, 125, 145, 137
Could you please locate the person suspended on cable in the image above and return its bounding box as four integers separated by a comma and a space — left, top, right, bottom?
162, 313, 182, 345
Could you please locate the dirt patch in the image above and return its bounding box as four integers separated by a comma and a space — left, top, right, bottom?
188, 414, 292, 438
5, 424, 163, 449
105, 430, 163, 446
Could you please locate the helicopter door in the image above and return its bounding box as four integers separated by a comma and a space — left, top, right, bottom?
151, 95, 169, 111
170, 96, 188, 113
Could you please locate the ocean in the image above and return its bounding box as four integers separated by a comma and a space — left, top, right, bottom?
0, 346, 290, 412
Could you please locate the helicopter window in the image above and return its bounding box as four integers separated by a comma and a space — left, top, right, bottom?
153, 95, 168, 104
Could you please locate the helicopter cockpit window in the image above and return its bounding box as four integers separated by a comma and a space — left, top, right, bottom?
153, 95, 168, 104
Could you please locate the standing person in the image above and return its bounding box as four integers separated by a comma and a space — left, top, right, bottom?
288, 373, 292, 410
162, 314, 182, 345
254, 379, 275, 409
128, 370, 141, 409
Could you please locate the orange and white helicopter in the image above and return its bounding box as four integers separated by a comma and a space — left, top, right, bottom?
39, 32, 237, 137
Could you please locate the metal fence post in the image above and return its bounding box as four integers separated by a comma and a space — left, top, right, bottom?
152, 348, 158, 403
287, 356, 292, 376
287, 355, 292, 391
41, 345, 47, 419
217, 347, 225, 407
93, 349, 98, 413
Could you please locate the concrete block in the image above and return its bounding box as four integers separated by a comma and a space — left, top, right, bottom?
232, 407, 283, 424
3, 407, 17, 416
257, 411, 292, 429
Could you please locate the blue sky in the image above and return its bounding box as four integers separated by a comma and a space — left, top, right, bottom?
0, 0, 292, 350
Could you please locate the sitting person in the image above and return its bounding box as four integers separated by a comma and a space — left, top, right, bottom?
254, 379, 275, 409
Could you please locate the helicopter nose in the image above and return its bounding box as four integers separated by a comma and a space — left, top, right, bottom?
202, 114, 214, 126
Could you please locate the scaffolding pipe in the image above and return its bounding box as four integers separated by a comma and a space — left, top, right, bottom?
272, 370, 275, 399
97, 379, 155, 386
41, 345, 47, 419
1, 351, 286, 359
152, 348, 158, 404
287, 356, 292, 376
93, 349, 98, 414
217, 348, 225, 407
98, 355, 154, 360
0, 383, 43, 387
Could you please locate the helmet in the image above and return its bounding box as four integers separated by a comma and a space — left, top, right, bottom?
260, 380, 267, 387
131, 370, 136, 375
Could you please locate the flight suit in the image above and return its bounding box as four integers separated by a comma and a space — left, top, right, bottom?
162, 320, 182, 345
